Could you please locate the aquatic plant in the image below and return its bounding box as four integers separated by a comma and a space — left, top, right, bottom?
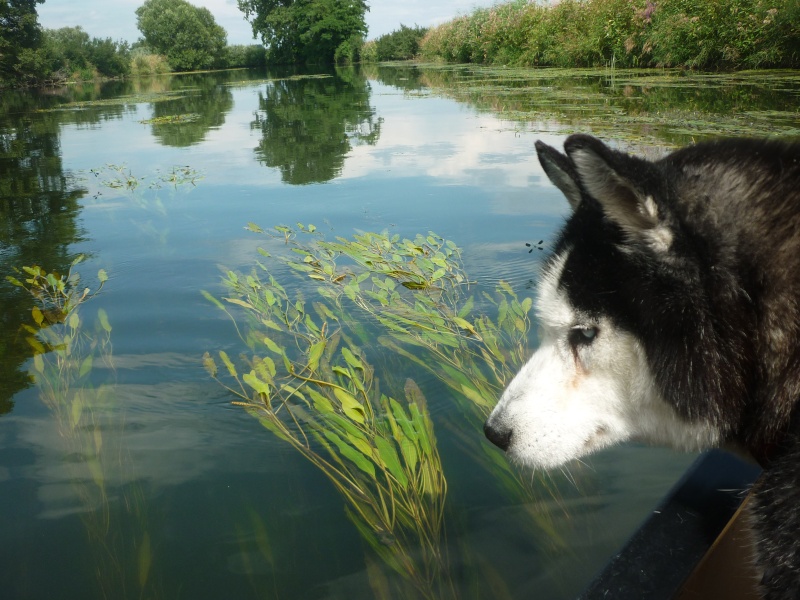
139, 112, 201, 124
7, 256, 157, 599
205, 224, 568, 597
88, 163, 204, 190
409, 65, 800, 146
204, 259, 451, 598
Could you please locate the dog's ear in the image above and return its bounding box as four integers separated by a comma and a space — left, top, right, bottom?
536, 140, 582, 210
564, 134, 671, 251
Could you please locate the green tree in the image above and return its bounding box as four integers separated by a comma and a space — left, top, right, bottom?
135, 0, 227, 71
238, 0, 368, 64
0, 0, 45, 82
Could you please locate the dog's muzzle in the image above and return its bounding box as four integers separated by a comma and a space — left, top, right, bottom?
483, 420, 512, 451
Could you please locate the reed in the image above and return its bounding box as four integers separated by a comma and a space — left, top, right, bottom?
419, 0, 799, 70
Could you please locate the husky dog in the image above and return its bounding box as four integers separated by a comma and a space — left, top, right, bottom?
484, 134, 800, 599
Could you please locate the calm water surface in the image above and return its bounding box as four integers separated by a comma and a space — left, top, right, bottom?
1, 65, 798, 600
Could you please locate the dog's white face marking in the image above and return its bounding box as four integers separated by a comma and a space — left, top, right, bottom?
485, 250, 720, 469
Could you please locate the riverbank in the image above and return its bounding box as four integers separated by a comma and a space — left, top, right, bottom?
419, 0, 799, 70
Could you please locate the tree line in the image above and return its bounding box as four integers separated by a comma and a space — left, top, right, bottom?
1, 0, 395, 87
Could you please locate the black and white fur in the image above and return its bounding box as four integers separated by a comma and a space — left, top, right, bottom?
484, 134, 800, 599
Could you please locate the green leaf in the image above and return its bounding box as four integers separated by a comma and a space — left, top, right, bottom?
219, 350, 237, 377
97, 308, 112, 333
521, 297, 533, 314
33, 353, 44, 374
457, 295, 475, 319
71, 394, 83, 427
460, 383, 491, 408
243, 371, 271, 397
324, 431, 375, 477
138, 531, 152, 589
390, 398, 418, 443
341, 347, 363, 370
333, 387, 365, 423
375, 437, 408, 489
79, 355, 93, 378
307, 389, 334, 414
201, 290, 225, 311
262, 336, 283, 355
452, 316, 478, 336
344, 431, 374, 458
307, 340, 325, 372
225, 297, 255, 310
399, 437, 418, 474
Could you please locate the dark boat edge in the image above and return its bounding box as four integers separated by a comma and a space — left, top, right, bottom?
579, 449, 763, 600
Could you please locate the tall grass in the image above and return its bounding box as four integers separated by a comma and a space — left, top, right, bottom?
130, 49, 172, 76
420, 0, 800, 69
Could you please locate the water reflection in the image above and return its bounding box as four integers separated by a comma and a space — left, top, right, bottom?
0, 64, 797, 600
407, 66, 800, 145
251, 68, 382, 184
0, 92, 87, 413
148, 83, 234, 147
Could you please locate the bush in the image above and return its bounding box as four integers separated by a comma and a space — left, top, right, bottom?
39, 27, 130, 79
224, 44, 268, 69
373, 24, 428, 61
419, 0, 800, 69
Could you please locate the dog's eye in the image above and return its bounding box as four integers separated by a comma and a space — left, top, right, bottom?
569, 326, 598, 347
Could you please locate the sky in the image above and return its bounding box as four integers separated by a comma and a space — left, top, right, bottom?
37, 0, 500, 46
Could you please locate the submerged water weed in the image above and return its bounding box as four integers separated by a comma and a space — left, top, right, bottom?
268, 225, 568, 548
203, 279, 451, 598
7, 256, 157, 599
206, 225, 567, 596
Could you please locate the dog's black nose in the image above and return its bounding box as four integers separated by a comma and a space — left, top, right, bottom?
484, 421, 512, 451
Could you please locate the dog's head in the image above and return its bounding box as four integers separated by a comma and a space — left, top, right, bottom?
484, 135, 751, 469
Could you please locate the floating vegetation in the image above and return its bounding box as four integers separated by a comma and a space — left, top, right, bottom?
37, 90, 197, 112
86, 163, 204, 191
412, 65, 800, 146
205, 224, 565, 597
139, 113, 201, 125
7, 256, 158, 599
224, 74, 336, 89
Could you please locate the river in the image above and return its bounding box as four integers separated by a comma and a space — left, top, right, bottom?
0, 64, 797, 599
